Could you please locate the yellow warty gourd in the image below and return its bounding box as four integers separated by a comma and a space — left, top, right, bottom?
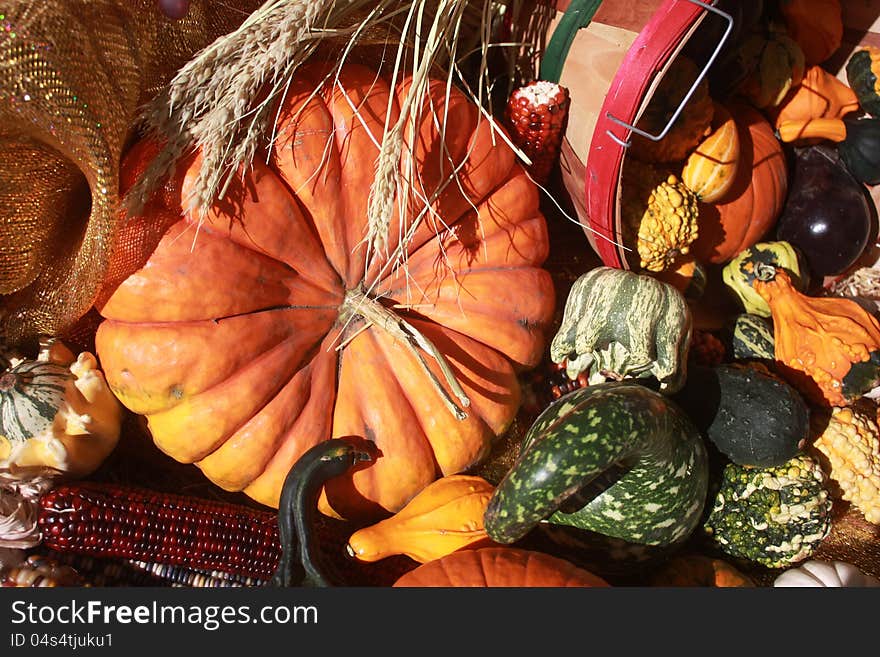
622, 160, 700, 273
811, 404, 880, 525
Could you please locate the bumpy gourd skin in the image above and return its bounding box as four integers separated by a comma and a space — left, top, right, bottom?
550, 267, 692, 394
754, 268, 880, 406
622, 161, 700, 273
484, 382, 708, 548
811, 404, 880, 525
704, 455, 833, 568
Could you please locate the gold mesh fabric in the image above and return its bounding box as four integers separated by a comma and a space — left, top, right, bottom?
0, 0, 264, 344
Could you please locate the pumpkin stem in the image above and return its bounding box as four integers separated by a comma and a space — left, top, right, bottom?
271, 438, 375, 588
339, 288, 471, 420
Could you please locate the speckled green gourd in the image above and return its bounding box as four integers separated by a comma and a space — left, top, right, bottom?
484, 381, 709, 547
727, 314, 775, 360
704, 455, 833, 568
550, 267, 692, 394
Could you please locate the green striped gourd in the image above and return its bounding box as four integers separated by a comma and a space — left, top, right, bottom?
484, 381, 709, 547
550, 267, 692, 394
728, 314, 775, 360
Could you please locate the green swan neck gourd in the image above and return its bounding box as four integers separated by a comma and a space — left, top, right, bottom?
549, 267, 692, 394
271, 438, 374, 587
484, 381, 709, 548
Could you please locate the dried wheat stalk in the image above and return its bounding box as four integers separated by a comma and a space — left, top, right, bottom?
129, 0, 554, 274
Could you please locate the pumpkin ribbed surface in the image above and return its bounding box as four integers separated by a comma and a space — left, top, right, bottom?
690, 104, 788, 264
95, 64, 555, 520
392, 547, 609, 587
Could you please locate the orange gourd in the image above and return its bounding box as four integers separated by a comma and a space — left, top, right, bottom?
690, 104, 788, 264
392, 547, 610, 587
777, 117, 848, 143
753, 268, 880, 407
780, 0, 843, 66
775, 65, 860, 130
650, 555, 755, 587
95, 63, 555, 521
346, 474, 495, 564
681, 104, 741, 203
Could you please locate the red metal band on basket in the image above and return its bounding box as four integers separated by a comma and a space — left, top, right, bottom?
585, 0, 707, 268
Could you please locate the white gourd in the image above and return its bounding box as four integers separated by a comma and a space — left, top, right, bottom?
774, 559, 880, 587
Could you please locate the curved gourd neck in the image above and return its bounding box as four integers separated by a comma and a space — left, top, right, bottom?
485, 382, 707, 547
270, 438, 374, 588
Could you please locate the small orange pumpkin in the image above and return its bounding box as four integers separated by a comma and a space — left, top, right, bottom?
392, 547, 610, 587
690, 104, 788, 264
780, 0, 843, 66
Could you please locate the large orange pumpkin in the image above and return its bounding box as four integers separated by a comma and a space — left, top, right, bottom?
95, 63, 555, 521
690, 104, 788, 265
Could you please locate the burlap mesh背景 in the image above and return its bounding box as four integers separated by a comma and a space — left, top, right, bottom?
0, 0, 264, 345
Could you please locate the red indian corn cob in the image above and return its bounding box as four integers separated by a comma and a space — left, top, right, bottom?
37, 482, 280, 581
504, 80, 571, 185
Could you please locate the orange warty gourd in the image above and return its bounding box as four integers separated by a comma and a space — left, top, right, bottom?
95, 64, 555, 521
392, 547, 610, 587
690, 104, 788, 265
754, 268, 880, 407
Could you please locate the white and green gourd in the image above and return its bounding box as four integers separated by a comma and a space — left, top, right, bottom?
550, 267, 692, 394
0, 338, 122, 478
484, 381, 709, 548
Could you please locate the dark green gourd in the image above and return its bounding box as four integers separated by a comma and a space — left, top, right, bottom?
484, 381, 709, 548
704, 455, 833, 568
673, 364, 809, 467
838, 116, 880, 185
271, 438, 374, 587
846, 47, 880, 117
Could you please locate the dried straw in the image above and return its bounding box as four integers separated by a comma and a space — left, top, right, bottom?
130, 0, 554, 273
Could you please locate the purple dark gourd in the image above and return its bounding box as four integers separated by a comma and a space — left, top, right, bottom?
775, 146, 874, 279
